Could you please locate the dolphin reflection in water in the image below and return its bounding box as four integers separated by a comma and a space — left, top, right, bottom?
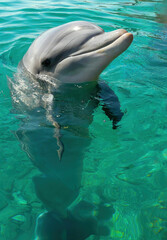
9, 21, 133, 239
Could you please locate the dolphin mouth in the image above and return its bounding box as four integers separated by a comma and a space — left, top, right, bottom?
55, 29, 133, 71
53, 29, 133, 82
72, 29, 126, 55
69, 29, 133, 58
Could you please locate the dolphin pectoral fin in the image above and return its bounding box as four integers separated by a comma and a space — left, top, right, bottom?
102, 104, 124, 129
97, 81, 124, 129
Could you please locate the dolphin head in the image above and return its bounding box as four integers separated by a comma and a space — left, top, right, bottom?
22, 21, 133, 83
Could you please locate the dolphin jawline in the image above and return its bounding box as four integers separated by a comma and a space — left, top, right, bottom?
58, 30, 133, 66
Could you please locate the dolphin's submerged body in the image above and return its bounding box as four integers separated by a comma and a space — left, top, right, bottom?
9, 21, 133, 239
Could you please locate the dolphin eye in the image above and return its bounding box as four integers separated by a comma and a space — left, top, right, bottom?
41, 58, 51, 67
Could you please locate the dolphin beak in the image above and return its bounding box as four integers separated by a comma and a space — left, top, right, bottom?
71, 29, 133, 60
95, 30, 133, 60
55, 29, 133, 83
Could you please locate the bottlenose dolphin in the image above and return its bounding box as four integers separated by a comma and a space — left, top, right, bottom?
9, 21, 133, 240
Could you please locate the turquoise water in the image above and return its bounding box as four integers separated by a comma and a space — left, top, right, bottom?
0, 0, 167, 239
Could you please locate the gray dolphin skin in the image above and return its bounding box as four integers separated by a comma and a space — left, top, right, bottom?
22, 21, 133, 83
10, 21, 133, 240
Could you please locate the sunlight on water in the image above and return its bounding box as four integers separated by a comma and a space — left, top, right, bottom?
0, 0, 167, 239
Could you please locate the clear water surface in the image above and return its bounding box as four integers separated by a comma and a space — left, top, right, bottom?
0, 0, 167, 239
